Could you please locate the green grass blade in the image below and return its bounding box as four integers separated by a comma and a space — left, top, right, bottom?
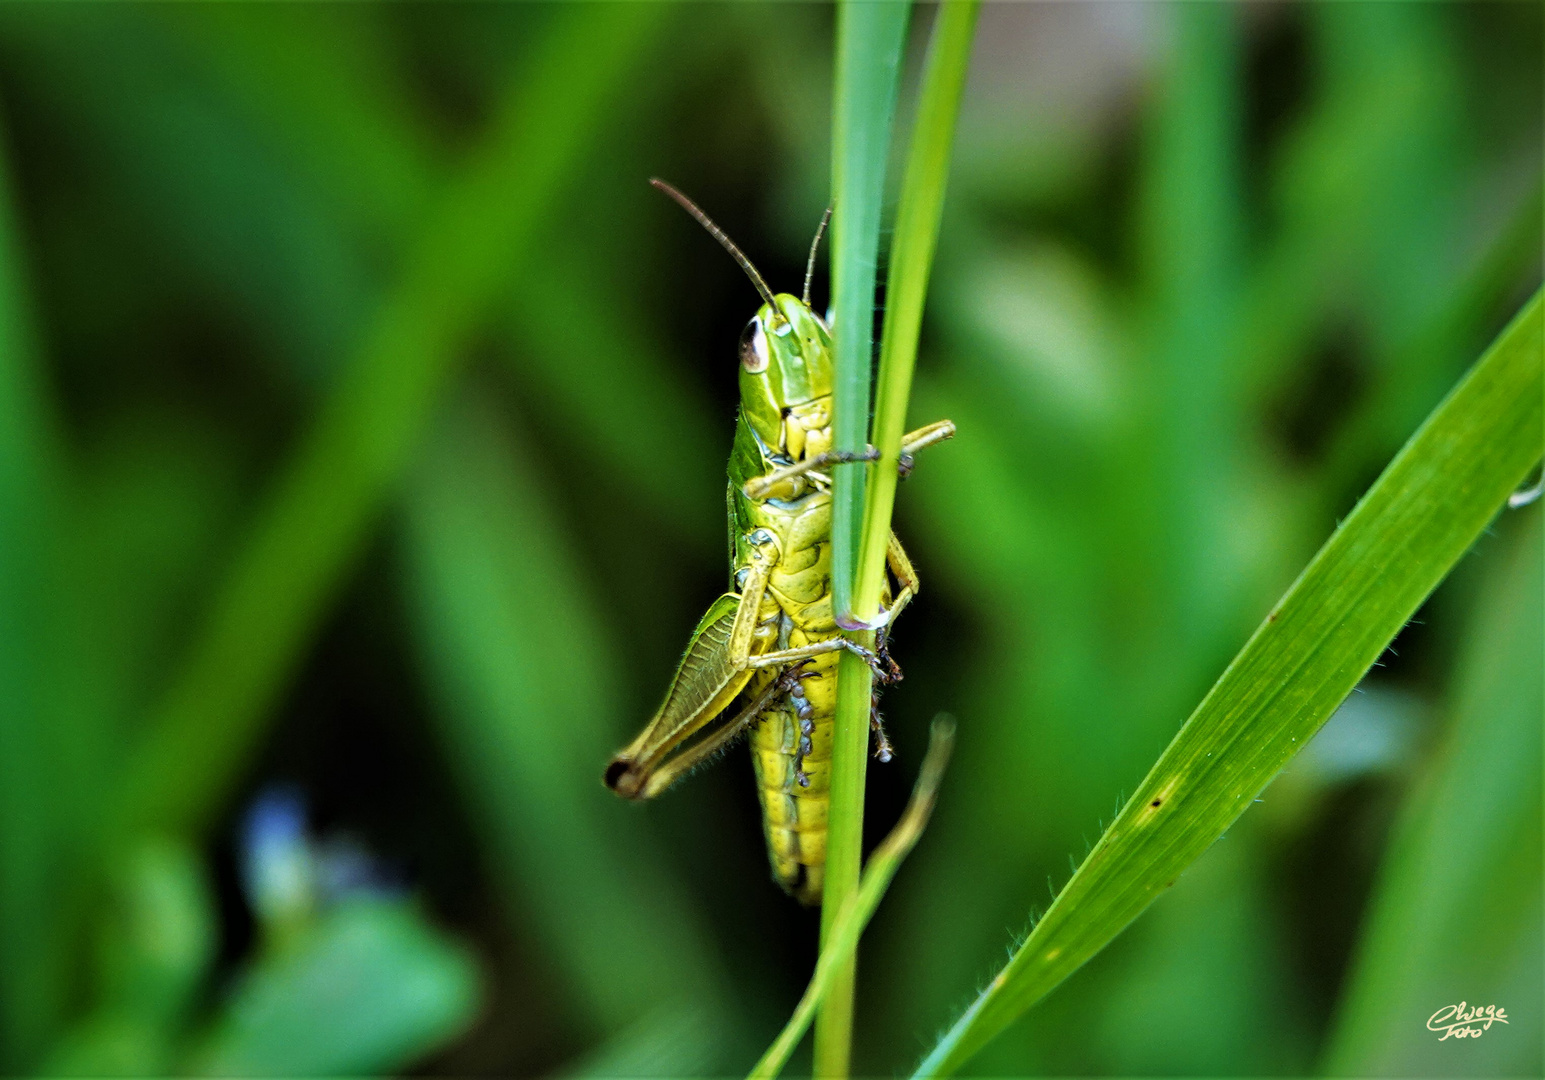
400, 390, 737, 1056
750, 720, 953, 1080
114, 4, 665, 839
42, 839, 217, 1077
507, 254, 721, 527
1322, 511, 1541, 1076
820, 645, 875, 1080
1137, 1, 1243, 664
161, 4, 434, 241
914, 288, 1545, 1077
820, 3, 909, 1075
167, 9, 717, 534
0, 111, 71, 1070
829, 0, 908, 627
854, 0, 977, 618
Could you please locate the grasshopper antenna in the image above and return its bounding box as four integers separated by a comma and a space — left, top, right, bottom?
651, 178, 779, 312
802, 204, 833, 306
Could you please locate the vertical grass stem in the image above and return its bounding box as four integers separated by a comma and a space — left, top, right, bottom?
818, 2, 910, 1075
749, 720, 954, 1080
854, 0, 979, 618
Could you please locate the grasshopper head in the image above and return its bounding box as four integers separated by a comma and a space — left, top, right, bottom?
646, 180, 837, 467
739, 295, 835, 464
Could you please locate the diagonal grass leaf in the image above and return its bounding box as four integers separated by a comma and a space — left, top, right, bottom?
1322, 511, 1541, 1076
115, 4, 666, 840
915, 288, 1544, 1076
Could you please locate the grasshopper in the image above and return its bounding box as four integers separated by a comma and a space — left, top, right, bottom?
604, 180, 954, 904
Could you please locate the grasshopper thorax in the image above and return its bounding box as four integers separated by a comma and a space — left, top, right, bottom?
739, 294, 835, 464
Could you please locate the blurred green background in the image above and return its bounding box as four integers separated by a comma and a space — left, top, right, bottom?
0, 2, 1539, 1076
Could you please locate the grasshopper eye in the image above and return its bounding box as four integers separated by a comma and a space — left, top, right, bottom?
740, 317, 769, 373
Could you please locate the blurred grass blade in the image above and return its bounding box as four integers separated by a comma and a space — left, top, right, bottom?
117, 3, 665, 838
162, 3, 435, 241
0, 5, 380, 388
1323, 512, 1541, 1077
0, 116, 71, 1069
508, 255, 720, 525
559, 1010, 723, 1080
168, 9, 717, 535
820, 3, 909, 1076
400, 390, 737, 1058
1138, 1, 1243, 664
43, 839, 217, 1077
914, 289, 1544, 1077
750, 720, 954, 1080
854, 0, 977, 617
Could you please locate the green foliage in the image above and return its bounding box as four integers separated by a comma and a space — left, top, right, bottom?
189, 898, 478, 1077
1323, 514, 1543, 1077
915, 292, 1544, 1075
0, 122, 67, 1069
0, 2, 1537, 1077
44, 841, 214, 1077
118, 3, 671, 840
402, 391, 737, 1063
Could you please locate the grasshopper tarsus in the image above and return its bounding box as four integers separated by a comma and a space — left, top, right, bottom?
839, 638, 893, 682
874, 636, 904, 686
869, 700, 895, 763
777, 660, 815, 695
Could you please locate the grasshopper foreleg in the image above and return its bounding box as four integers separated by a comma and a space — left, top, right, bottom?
743, 419, 956, 501
862, 536, 918, 763
896, 419, 957, 479
743, 448, 880, 501
745, 636, 889, 680
855, 531, 922, 633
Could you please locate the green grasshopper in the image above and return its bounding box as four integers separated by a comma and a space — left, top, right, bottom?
604, 180, 954, 904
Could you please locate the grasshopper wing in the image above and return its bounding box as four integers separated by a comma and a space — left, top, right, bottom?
605, 592, 757, 798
